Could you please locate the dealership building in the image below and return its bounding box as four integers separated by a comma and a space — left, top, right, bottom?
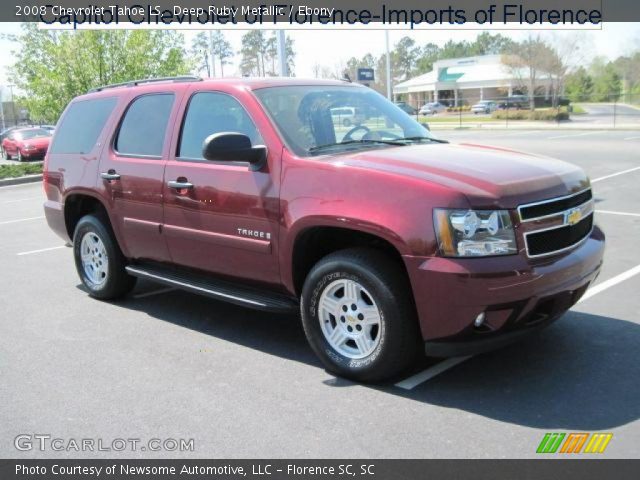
393, 54, 553, 107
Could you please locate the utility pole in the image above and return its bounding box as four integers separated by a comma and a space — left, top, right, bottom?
276, 30, 288, 77
0, 86, 5, 131
8, 84, 17, 126
385, 31, 392, 100
208, 31, 216, 78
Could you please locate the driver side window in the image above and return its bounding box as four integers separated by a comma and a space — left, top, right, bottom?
179, 92, 263, 160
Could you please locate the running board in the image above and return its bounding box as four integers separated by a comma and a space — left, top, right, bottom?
125, 265, 299, 314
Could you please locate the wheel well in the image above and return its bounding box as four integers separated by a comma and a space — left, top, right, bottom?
291, 227, 407, 296
64, 194, 109, 240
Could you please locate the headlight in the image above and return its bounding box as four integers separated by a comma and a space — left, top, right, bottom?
433, 208, 517, 257
23, 144, 34, 150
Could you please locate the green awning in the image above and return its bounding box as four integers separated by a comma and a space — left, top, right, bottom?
438, 68, 464, 82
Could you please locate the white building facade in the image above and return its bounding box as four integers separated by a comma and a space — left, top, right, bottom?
393, 55, 553, 107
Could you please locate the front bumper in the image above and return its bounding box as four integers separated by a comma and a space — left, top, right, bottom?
403, 226, 605, 357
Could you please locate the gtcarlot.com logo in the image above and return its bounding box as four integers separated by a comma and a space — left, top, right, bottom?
536, 432, 613, 454
15, 434, 195, 452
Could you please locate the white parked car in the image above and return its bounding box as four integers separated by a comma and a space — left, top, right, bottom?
330, 107, 365, 127
472, 100, 498, 114
419, 102, 446, 115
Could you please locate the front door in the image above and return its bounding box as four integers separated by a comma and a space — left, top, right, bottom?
162, 90, 281, 286
97, 92, 178, 262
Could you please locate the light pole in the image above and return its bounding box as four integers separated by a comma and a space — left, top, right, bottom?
385, 31, 392, 100
276, 30, 288, 77
8, 84, 17, 126
0, 86, 5, 131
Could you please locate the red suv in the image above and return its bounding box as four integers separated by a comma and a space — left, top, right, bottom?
44, 77, 604, 382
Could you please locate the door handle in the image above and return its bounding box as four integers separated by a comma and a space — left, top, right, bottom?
167, 180, 194, 190
100, 170, 121, 181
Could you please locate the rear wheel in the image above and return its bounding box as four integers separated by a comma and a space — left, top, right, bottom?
301, 248, 421, 383
73, 214, 136, 300
3, 148, 11, 160
17, 150, 23, 162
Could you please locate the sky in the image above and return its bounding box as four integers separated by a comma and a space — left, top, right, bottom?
0, 22, 639, 99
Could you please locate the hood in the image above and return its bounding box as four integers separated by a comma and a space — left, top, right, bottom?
20, 136, 51, 148
329, 142, 589, 209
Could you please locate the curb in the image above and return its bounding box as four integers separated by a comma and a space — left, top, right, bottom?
0, 174, 43, 187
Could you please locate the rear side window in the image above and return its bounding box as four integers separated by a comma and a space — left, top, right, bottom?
50, 97, 117, 154
116, 94, 174, 157
179, 92, 262, 160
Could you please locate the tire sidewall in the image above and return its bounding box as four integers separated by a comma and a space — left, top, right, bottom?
302, 265, 393, 377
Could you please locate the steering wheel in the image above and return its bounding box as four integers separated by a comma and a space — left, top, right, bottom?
342, 125, 370, 142
342, 126, 402, 143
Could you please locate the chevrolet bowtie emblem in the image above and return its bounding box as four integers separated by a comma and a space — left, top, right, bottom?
566, 207, 582, 226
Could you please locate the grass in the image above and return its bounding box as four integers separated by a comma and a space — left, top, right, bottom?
0, 162, 43, 180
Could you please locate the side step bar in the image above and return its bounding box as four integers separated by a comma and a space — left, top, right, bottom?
125, 265, 299, 314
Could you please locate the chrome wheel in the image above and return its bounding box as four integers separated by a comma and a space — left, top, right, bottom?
318, 279, 382, 359
80, 232, 109, 287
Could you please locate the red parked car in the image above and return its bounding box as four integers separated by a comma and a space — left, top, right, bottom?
2, 127, 52, 161
43, 77, 604, 382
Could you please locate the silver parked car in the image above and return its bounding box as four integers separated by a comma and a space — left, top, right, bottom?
471, 100, 497, 114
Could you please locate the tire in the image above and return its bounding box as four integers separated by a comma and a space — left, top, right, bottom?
73, 214, 136, 300
301, 248, 421, 383
17, 150, 23, 162
4, 149, 11, 160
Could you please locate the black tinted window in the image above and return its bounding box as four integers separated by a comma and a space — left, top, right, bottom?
179, 92, 262, 159
116, 94, 174, 157
50, 97, 117, 154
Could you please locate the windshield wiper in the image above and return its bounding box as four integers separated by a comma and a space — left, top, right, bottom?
396, 136, 449, 144
308, 139, 407, 154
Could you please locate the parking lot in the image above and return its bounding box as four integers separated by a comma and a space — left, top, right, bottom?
1, 129, 639, 459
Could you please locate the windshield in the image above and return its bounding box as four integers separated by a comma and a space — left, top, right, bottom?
253, 85, 436, 156
16, 129, 51, 140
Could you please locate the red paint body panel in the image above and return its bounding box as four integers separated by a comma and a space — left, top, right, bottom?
43, 78, 605, 349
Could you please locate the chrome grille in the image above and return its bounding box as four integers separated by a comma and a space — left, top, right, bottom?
519, 189, 594, 257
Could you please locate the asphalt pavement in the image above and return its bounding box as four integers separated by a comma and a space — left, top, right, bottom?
1, 129, 639, 459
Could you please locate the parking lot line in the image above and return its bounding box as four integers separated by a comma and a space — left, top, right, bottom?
596, 210, 640, 218
591, 166, 640, 183
578, 263, 640, 304
395, 356, 473, 390
0, 215, 45, 225
395, 262, 640, 390
132, 287, 176, 299
16, 245, 66, 256
546, 131, 603, 140
0, 196, 41, 204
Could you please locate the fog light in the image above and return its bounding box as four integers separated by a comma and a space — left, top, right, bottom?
474, 312, 486, 327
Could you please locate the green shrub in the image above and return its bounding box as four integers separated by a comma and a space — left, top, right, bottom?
0, 163, 43, 180
491, 109, 570, 121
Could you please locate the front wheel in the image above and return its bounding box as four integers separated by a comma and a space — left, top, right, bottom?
17, 150, 23, 162
301, 248, 421, 383
73, 214, 136, 300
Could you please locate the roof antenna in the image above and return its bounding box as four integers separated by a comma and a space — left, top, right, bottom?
342, 72, 352, 83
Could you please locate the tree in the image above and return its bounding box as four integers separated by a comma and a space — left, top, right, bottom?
190, 32, 211, 77
564, 67, 594, 102
503, 36, 556, 110
240, 31, 295, 77
592, 62, 623, 101
211, 31, 233, 77
393, 36, 419, 80
9, 24, 191, 122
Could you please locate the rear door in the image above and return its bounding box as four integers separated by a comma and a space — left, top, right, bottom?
162, 88, 281, 285
96, 91, 179, 262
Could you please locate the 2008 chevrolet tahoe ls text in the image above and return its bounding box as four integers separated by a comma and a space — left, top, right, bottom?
43, 77, 604, 382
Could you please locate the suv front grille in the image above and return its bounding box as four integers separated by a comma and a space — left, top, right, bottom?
519, 189, 592, 221
519, 189, 594, 257
525, 214, 593, 257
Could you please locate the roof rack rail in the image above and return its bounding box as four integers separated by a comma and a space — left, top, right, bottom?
88, 76, 202, 93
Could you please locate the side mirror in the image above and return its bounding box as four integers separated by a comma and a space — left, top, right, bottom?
202, 132, 267, 171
